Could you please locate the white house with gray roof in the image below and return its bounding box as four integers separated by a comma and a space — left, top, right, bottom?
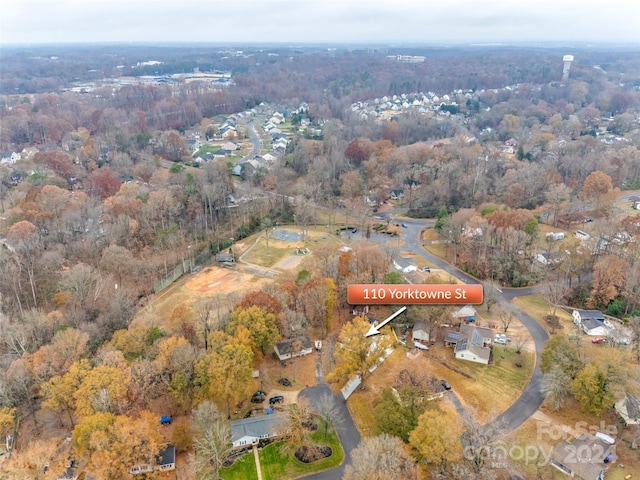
572, 309, 610, 336
230, 413, 288, 449
446, 324, 492, 364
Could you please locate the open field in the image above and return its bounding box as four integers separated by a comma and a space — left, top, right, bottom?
242, 228, 339, 268
133, 264, 271, 329
133, 227, 341, 329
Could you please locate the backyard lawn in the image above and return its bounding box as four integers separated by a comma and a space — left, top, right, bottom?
220, 425, 344, 480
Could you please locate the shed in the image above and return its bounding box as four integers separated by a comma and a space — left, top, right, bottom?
412, 320, 430, 343
452, 305, 477, 323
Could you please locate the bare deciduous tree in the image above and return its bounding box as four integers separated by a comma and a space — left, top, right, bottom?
313, 392, 344, 441
191, 400, 232, 480
343, 433, 417, 480
539, 279, 571, 320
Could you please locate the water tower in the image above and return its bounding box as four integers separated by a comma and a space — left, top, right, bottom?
562, 55, 574, 81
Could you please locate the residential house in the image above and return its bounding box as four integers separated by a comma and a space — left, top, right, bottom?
274, 336, 312, 361
262, 153, 276, 164
273, 137, 289, 149
366, 194, 381, 208
220, 124, 237, 140
389, 188, 404, 200
454, 325, 492, 364
222, 141, 238, 153
551, 433, 614, 479
270, 112, 285, 124
444, 324, 492, 364
412, 320, 431, 343
129, 444, 176, 475
614, 395, 640, 425
572, 309, 610, 336
393, 256, 417, 273
185, 139, 200, 152
272, 145, 286, 156
231, 413, 288, 449
232, 159, 260, 178
0, 151, 20, 166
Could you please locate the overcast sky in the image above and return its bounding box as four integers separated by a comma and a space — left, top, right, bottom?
2, 0, 640, 46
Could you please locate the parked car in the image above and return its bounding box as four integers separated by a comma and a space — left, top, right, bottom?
269, 395, 284, 405
441, 380, 451, 391
420, 266, 431, 272
494, 333, 508, 345
592, 337, 606, 344
414, 341, 429, 350
160, 415, 172, 425
351, 228, 357, 233
278, 378, 292, 387
401, 223, 407, 228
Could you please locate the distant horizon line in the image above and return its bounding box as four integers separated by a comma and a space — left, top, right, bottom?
2, 40, 640, 50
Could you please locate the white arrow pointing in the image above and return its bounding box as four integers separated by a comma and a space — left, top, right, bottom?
365, 306, 407, 337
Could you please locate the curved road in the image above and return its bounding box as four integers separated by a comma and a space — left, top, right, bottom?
298, 216, 549, 478
399, 218, 548, 437
298, 384, 361, 480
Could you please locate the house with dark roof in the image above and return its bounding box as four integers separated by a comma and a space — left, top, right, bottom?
445, 324, 492, 364
572, 309, 610, 336
231, 413, 288, 449
551, 433, 614, 479
186, 139, 200, 152
390, 188, 404, 200
274, 336, 312, 361
129, 444, 176, 475
393, 256, 417, 273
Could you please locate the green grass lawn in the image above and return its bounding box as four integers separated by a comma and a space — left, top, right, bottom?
220, 425, 344, 480
220, 451, 258, 480
241, 239, 292, 268
512, 294, 574, 332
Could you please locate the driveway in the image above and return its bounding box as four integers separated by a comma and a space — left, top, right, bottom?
396, 218, 549, 434
298, 384, 361, 480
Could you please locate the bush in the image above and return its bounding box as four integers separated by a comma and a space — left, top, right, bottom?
606, 298, 626, 317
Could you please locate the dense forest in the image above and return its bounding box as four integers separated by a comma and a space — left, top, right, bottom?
1, 44, 640, 478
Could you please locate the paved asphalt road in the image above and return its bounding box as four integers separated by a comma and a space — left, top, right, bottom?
298, 384, 361, 480
399, 219, 549, 435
